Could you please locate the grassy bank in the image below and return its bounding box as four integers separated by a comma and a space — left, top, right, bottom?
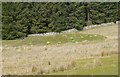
2, 33, 106, 47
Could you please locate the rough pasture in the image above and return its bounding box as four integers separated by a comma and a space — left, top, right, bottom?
2, 24, 118, 75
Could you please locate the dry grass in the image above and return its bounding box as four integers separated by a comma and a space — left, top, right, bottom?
2, 24, 118, 75
83, 58, 102, 69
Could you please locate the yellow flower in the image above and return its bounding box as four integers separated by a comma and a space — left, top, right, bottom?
70, 37, 74, 40
47, 41, 50, 45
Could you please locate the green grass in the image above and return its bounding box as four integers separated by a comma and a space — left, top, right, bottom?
50, 54, 118, 75
2, 32, 106, 46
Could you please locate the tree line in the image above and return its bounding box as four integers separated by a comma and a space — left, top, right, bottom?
2, 2, 119, 40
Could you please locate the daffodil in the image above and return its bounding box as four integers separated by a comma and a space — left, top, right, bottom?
47, 41, 50, 45
70, 37, 74, 40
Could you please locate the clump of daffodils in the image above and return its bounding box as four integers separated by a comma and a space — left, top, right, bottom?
72, 39, 75, 43
90, 35, 92, 37
46, 41, 50, 45
70, 37, 74, 40
94, 34, 97, 37
70, 37, 76, 43
58, 42, 61, 44
83, 40, 88, 42
81, 36, 84, 38
29, 42, 32, 45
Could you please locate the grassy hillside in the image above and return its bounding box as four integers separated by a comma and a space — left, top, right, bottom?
2, 24, 118, 75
